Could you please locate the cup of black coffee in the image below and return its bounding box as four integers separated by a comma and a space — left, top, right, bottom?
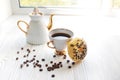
47, 28, 73, 55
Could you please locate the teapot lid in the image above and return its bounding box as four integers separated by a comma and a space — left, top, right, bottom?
67, 38, 87, 62
31, 7, 43, 16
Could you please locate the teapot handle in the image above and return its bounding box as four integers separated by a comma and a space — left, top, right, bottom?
17, 20, 29, 35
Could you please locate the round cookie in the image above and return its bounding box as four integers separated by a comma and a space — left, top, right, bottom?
67, 38, 87, 62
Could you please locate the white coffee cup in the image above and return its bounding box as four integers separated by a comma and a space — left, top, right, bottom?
47, 28, 74, 55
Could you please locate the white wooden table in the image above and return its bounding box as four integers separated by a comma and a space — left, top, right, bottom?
0, 15, 120, 80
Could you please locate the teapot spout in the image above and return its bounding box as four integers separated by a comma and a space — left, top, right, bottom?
47, 14, 54, 30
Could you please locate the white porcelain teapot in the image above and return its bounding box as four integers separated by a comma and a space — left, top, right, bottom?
17, 7, 54, 45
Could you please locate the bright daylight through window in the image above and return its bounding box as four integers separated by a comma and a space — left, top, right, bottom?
19, 0, 120, 8
19, 0, 79, 7
113, 0, 120, 8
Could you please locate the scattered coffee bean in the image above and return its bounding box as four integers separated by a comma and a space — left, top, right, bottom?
67, 60, 70, 63
33, 65, 36, 68
17, 51, 19, 54
16, 46, 78, 78
51, 74, 55, 78
45, 64, 48, 67
27, 49, 29, 51
41, 58, 45, 62
23, 55, 26, 58
50, 61, 53, 64
30, 60, 33, 63
26, 60, 29, 62
39, 69, 43, 72
33, 62, 36, 65
53, 55, 56, 58
23, 61, 27, 64
36, 60, 39, 63
32, 58, 35, 60
37, 64, 42, 68
26, 64, 29, 67
26, 54, 29, 57
27, 49, 30, 53
68, 66, 72, 69
33, 49, 35, 52
20, 64, 23, 68
60, 64, 63, 67
16, 57, 19, 60
47, 67, 53, 71
72, 62, 75, 65
59, 62, 62, 64
52, 63, 59, 69
33, 55, 36, 57
21, 47, 24, 50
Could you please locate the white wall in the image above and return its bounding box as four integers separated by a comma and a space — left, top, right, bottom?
0, 0, 12, 23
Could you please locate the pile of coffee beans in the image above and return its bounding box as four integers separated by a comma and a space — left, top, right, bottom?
15, 47, 76, 78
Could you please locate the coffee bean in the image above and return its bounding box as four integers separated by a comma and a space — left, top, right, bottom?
16, 57, 19, 60
32, 58, 35, 60
39, 69, 43, 72
51, 74, 55, 78
47, 67, 53, 71
27, 49, 29, 51
20, 64, 23, 68
37, 64, 42, 68
53, 55, 56, 58
21, 47, 24, 50
52, 63, 59, 69
59, 62, 62, 64
36, 60, 39, 63
33, 62, 36, 65
68, 66, 72, 69
33, 65, 36, 68
23, 62, 27, 64
60, 64, 63, 67
26, 54, 29, 57
17, 51, 19, 54
50, 61, 53, 64
26, 60, 29, 62
26, 64, 29, 67
41, 58, 45, 62
33, 49, 35, 52
27, 49, 30, 53
30, 60, 33, 63
72, 62, 75, 65
45, 64, 48, 67
33, 55, 36, 57
23, 55, 26, 58
67, 60, 70, 63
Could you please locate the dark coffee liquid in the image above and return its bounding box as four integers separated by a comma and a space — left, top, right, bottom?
52, 33, 71, 38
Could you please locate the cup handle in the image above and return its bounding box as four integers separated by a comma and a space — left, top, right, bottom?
17, 20, 29, 35
47, 41, 55, 49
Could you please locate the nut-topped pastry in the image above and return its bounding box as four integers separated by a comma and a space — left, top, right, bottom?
67, 38, 87, 62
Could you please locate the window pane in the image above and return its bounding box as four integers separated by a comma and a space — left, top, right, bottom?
19, 0, 78, 7
113, 0, 120, 8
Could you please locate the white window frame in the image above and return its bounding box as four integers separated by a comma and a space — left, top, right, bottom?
11, 0, 119, 16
